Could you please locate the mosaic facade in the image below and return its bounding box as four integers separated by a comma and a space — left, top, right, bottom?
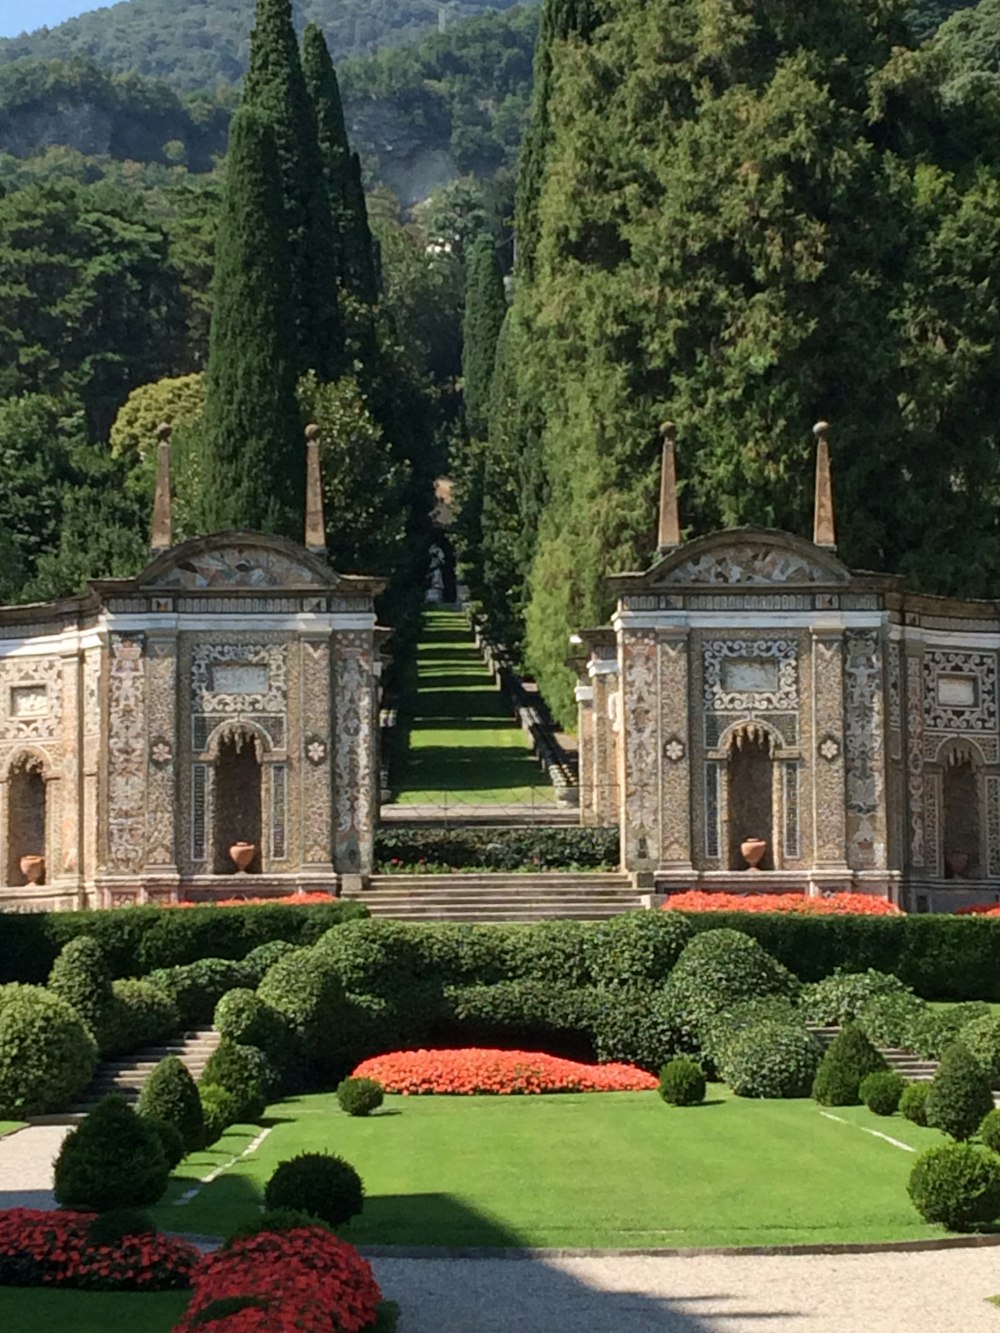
0, 531, 384, 911
576, 527, 1000, 909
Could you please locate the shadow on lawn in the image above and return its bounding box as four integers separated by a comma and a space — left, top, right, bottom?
168, 1174, 796, 1332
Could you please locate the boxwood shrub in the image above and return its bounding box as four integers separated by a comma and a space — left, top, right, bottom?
859, 1070, 906, 1116
263, 1152, 364, 1228
374, 825, 619, 872
54, 1094, 169, 1210
214, 988, 286, 1054
588, 986, 685, 1071
908, 1003, 992, 1060
46, 936, 113, 1039
718, 1022, 821, 1099
137, 1056, 204, 1152
908, 1142, 1000, 1230
856, 992, 929, 1049
900, 1081, 931, 1126
99, 979, 181, 1057
0, 982, 97, 1117
657, 1058, 706, 1106
663, 929, 800, 1043
925, 1043, 995, 1141
146, 958, 249, 1026
980, 1108, 1000, 1154
200, 1039, 276, 1122
799, 969, 910, 1025
811, 1023, 887, 1106
958, 1014, 1000, 1085
696, 996, 802, 1072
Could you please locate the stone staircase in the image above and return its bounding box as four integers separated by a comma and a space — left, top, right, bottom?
808, 1025, 940, 1081
343, 872, 643, 922
31, 1028, 222, 1124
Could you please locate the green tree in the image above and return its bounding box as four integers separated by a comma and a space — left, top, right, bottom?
244, 0, 342, 378
194, 105, 302, 537
461, 232, 507, 437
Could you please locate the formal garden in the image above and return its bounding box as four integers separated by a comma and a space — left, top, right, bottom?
7, 899, 1000, 1328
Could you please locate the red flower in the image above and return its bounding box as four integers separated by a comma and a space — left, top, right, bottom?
661, 890, 902, 916
350, 1048, 658, 1095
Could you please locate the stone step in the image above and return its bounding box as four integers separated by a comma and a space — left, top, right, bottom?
61, 1026, 221, 1120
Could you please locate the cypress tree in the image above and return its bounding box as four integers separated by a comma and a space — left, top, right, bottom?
461, 233, 506, 438
301, 24, 378, 304
196, 106, 302, 537
244, 0, 342, 377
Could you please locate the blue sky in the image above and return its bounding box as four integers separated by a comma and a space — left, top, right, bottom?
0, 1, 108, 39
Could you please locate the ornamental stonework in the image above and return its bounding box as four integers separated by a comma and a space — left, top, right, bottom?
107, 634, 146, 873
660, 544, 837, 586
811, 636, 847, 864
906, 658, 925, 867
843, 630, 886, 870
144, 637, 177, 869
334, 632, 376, 875
191, 642, 287, 717
703, 638, 799, 717
657, 636, 690, 865
301, 639, 332, 865
620, 630, 659, 868
0, 657, 63, 744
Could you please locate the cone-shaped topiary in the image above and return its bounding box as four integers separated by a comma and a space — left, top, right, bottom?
811, 1023, 887, 1106
925, 1042, 996, 1141
137, 1055, 204, 1153
908, 1142, 1000, 1230
900, 1081, 931, 1126
54, 1094, 169, 1210
264, 1151, 364, 1228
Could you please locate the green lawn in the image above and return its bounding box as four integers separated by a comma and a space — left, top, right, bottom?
392, 608, 555, 805
154, 1089, 949, 1248
0, 1121, 24, 1137
0, 1289, 189, 1333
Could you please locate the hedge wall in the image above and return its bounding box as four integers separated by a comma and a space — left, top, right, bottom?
682, 912, 1000, 1000
0, 900, 368, 984
374, 826, 619, 871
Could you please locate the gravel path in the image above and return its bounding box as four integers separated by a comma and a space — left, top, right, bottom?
369, 1249, 1000, 1332
0, 1124, 68, 1210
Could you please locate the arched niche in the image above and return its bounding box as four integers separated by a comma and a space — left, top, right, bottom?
208, 723, 265, 874
725, 722, 778, 870
940, 742, 983, 879
7, 751, 48, 886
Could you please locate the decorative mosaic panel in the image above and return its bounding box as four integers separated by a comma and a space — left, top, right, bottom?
0, 657, 62, 742
145, 636, 177, 868
657, 636, 690, 864
191, 764, 207, 861
705, 762, 721, 859
923, 650, 997, 734
924, 773, 940, 878
987, 776, 1000, 878
301, 639, 331, 864
661, 544, 840, 586
619, 631, 660, 868
844, 630, 886, 870
153, 545, 326, 589
783, 762, 800, 860
334, 632, 377, 875
812, 636, 847, 864
193, 713, 285, 753
191, 643, 287, 716
271, 763, 287, 861
703, 639, 798, 719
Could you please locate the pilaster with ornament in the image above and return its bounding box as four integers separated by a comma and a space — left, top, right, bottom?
843, 629, 888, 870
657, 630, 693, 870
589, 657, 619, 827
617, 628, 660, 872
300, 637, 333, 867
82, 648, 101, 884
144, 632, 179, 875
575, 681, 596, 826
810, 630, 849, 868
904, 647, 926, 871
333, 629, 377, 878
56, 646, 81, 893
103, 634, 147, 875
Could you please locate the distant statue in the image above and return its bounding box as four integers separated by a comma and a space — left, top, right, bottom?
426, 544, 446, 603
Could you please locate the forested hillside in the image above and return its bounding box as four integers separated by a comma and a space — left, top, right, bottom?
0, 0, 528, 89
455, 0, 1000, 727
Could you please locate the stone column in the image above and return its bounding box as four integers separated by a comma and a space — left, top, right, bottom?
657, 630, 693, 874
300, 637, 334, 874
810, 629, 849, 872
617, 628, 660, 877
143, 631, 180, 899
333, 629, 377, 883
575, 683, 595, 825
102, 632, 147, 891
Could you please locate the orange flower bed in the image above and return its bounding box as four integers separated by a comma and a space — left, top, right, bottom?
350, 1048, 658, 1095
168, 892, 337, 909
662, 890, 902, 916
954, 903, 1000, 916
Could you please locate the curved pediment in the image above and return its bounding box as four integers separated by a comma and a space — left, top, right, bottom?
644, 528, 851, 588
138, 532, 338, 591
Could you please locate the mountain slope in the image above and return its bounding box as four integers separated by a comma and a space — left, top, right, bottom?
0, 0, 527, 90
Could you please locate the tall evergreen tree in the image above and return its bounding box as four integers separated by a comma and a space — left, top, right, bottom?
244, 0, 342, 378
196, 106, 302, 537
461, 233, 507, 438
301, 23, 379, 304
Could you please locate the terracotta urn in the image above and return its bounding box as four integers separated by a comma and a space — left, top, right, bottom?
740, 838, 767, 872
229, 842, 256, 874
19, 854, 45, 885
946, 850, 970, 879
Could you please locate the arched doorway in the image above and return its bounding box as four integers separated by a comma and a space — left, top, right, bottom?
8, 754, 46, 885
213, 731, 262, 874
942, 754, 980, 879
726, 725, 775, 870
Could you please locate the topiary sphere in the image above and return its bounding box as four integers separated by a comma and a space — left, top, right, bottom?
337, 1076, 384, 1117
900, 1081, 931, 1127
980, 1108, 1000, 1155
54, 1094, 169, 1210
859, 1070, 906, 1116
0, 982, 97, 1118
214, 988, 285, 1056
137, 1055, 204, 1153
263, 1152, 364, 1228
46, 935, 113, 1039
718, 1022, 821, 1099
908, 1142, 1000, 1230
658, 1057, 706, 1106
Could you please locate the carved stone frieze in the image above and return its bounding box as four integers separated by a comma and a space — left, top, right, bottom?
811, 636, 847, 865
301, 640, 332, 865
145, 636, 177, 868
657, 636, 690, 866
923, 649, 997, 734
0, 657, 62, 743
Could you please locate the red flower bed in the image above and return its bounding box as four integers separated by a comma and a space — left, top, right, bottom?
0, 1208, 198, 1290
954, 903, 1000, 916
174, 1227, 382, 1333
168, 892, 337, 909
350, 1047, 658, 1095
662, 890, 902, 916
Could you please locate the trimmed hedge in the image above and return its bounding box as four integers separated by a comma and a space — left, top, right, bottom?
0, 983, 98, 1117
718, 1022, 821, 1099
800, 970, 911, 1025
47, 936, 113, 1038
99, 978, 181, 1057
0, 900, 368, 984
374, 825, 619, 872
812, 1023, 887, 1106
